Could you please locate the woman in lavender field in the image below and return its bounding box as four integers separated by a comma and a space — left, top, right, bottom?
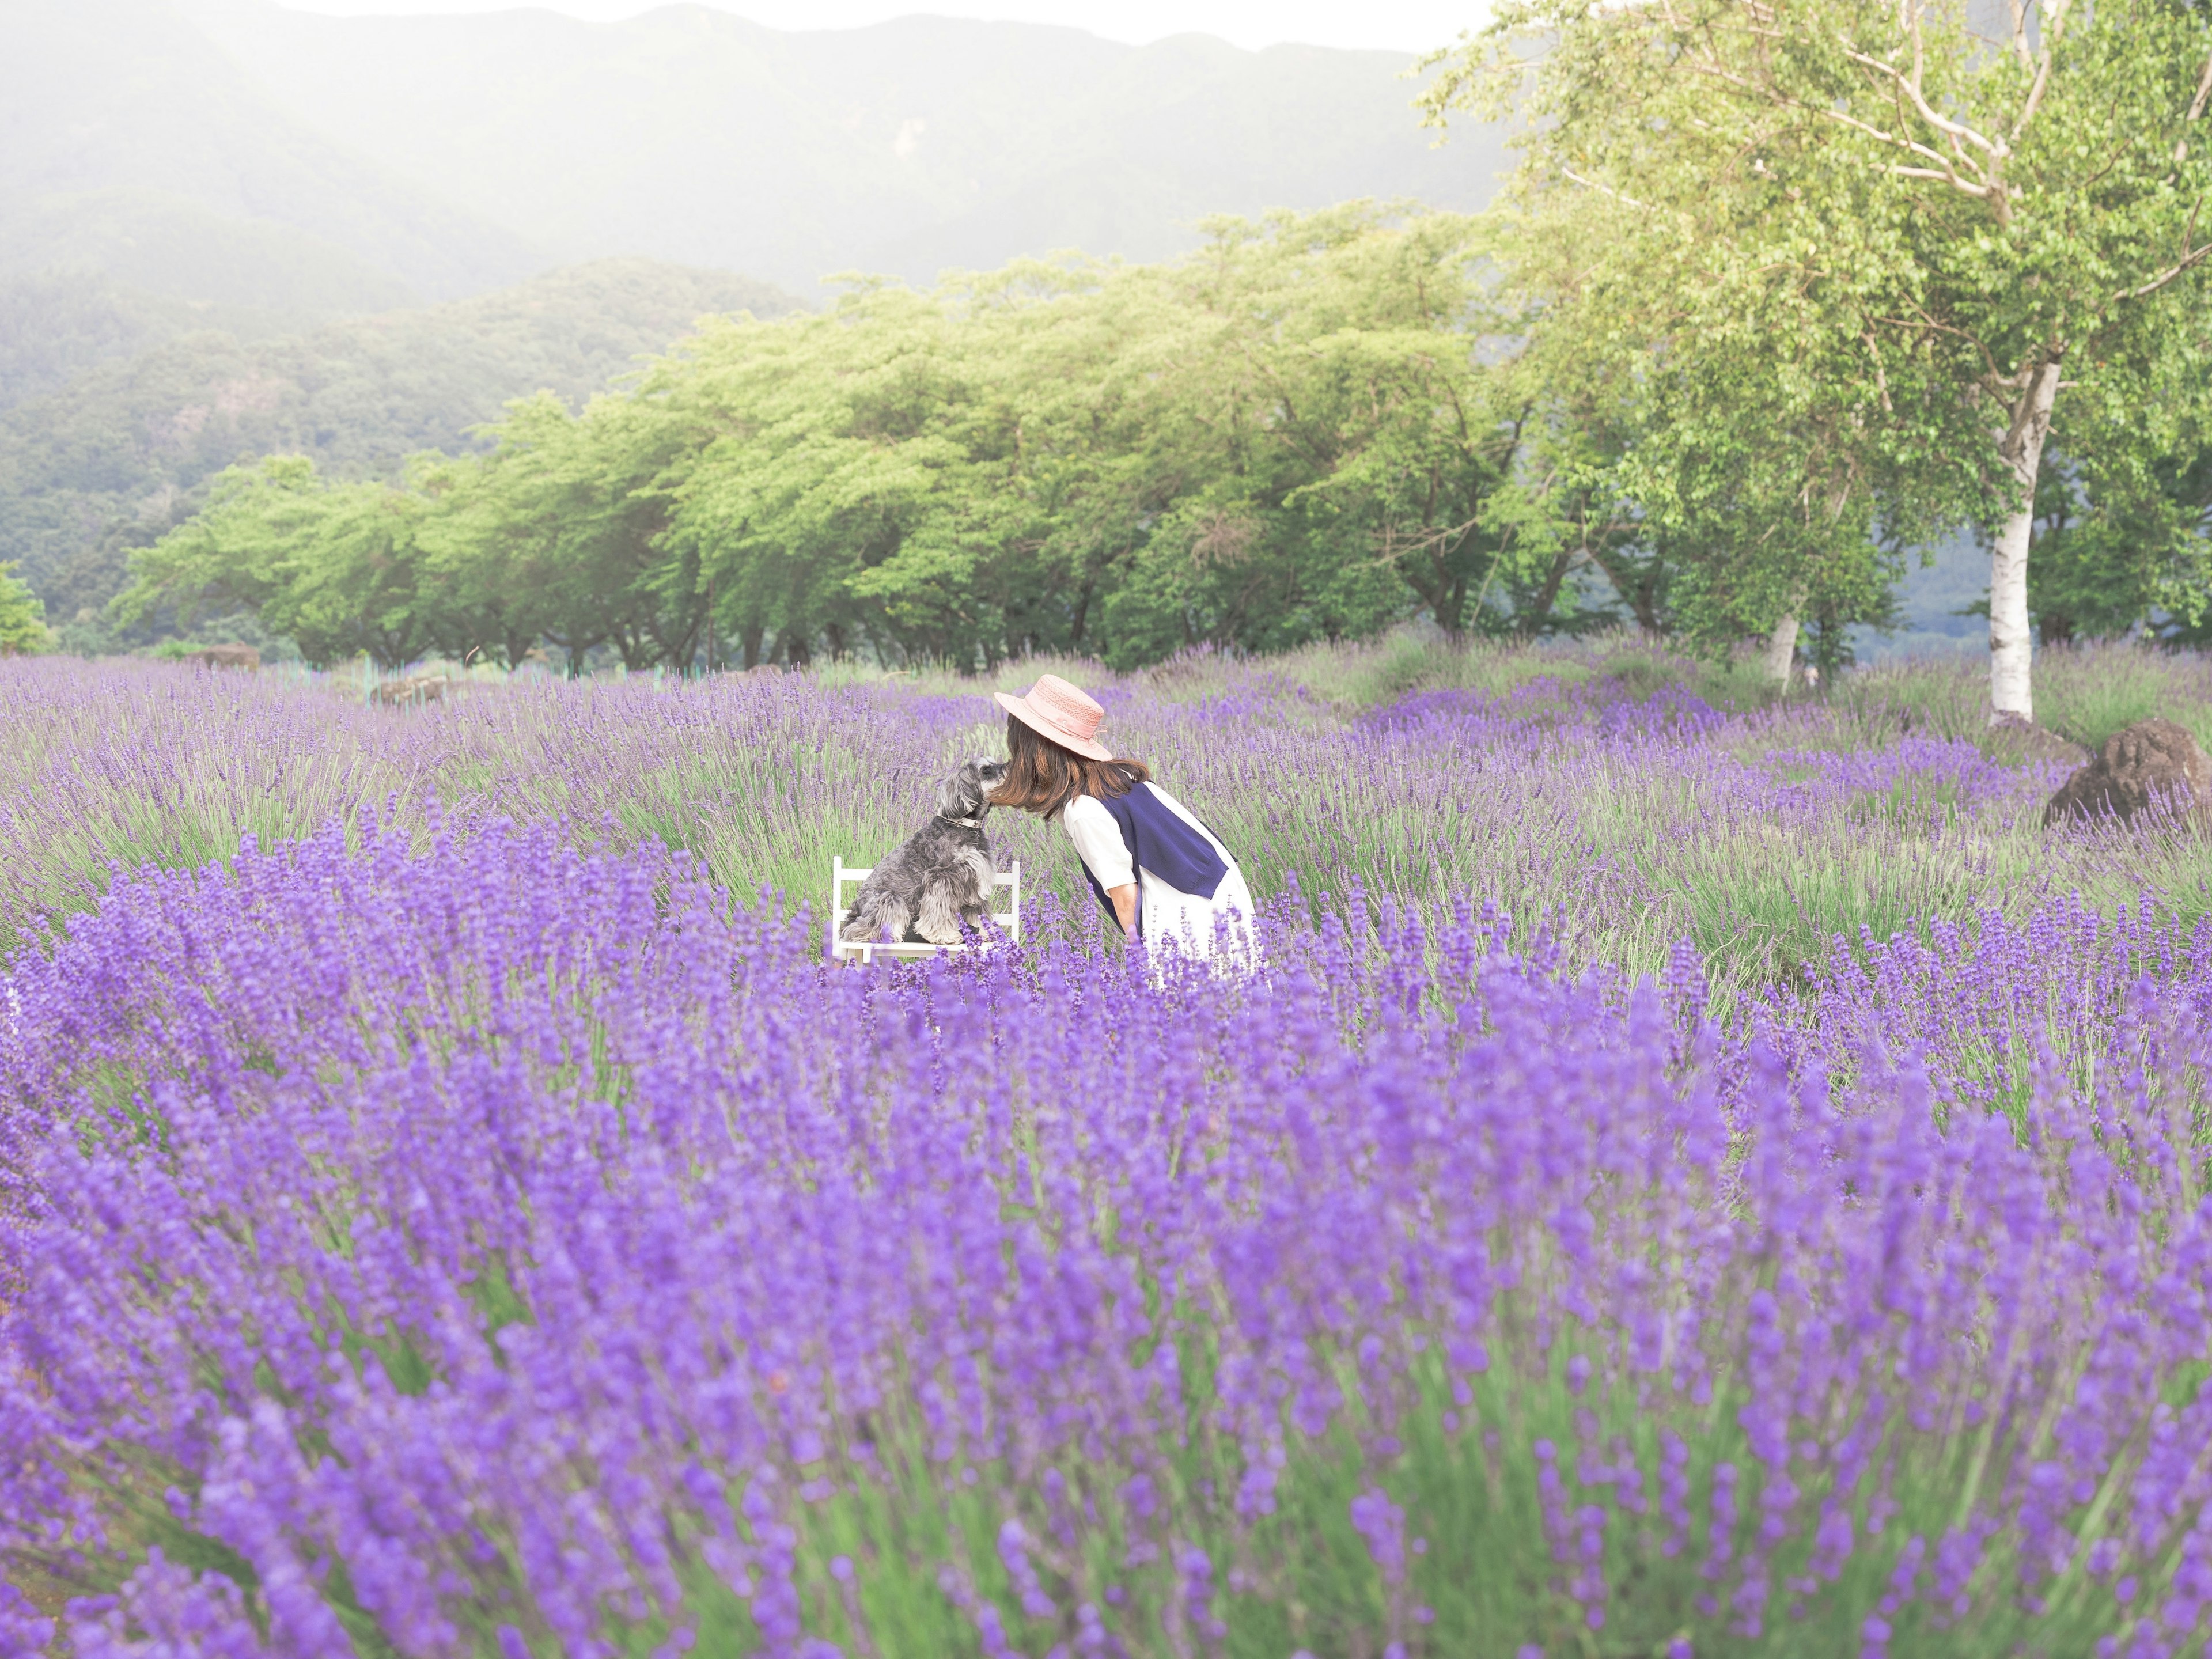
991, 673, 1256, 961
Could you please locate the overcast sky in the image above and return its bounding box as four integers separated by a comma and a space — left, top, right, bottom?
274, 0, 1486, 55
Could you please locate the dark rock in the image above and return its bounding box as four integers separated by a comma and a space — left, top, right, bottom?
2043, 718, 2212, 829
187, 643, 260, 671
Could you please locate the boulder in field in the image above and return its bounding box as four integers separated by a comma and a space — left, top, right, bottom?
2043, 717, 2212, 830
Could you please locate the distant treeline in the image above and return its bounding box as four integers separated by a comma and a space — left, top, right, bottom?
124, 208, 1573, 671
120, 201, 2211, 675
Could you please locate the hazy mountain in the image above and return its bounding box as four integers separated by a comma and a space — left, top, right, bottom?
170, 1, 1510, 293
0, 251, 423, 419
0, 0, 542, 313
2, 259, 797, 634
1, 274, 213, 416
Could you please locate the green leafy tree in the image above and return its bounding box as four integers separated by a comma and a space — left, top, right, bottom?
2025, 317, 2212, 643
1467, 172, 1916, 671
424, 392, 713, 675
0, 559, 50, 654
663, 290, 995, 668
657, 209, 1546, 669
116, 457, 319, 646
120, 457, 437, 668
1, 262, 796, 643
1426, 0, 2212, 720
1189, 209, 1560, 643
1622, 350, 1916, 676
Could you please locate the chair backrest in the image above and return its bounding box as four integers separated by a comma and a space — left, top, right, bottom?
828, 857, 1022, 964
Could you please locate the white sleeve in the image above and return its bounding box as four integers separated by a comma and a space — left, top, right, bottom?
1063, 795, 1135, 888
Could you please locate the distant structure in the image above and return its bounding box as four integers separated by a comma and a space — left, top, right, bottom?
188, 644, 260, 671
373, 672, 455, 707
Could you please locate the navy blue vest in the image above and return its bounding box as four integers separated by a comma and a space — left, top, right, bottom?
1078, 783, 1230, 936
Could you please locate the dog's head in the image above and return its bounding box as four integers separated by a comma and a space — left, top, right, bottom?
936, 756, 1007, 821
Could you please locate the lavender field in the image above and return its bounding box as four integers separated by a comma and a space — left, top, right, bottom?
5, 640, 2212, 1658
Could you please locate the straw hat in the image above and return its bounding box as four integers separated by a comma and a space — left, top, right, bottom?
994, 673, 1113, 761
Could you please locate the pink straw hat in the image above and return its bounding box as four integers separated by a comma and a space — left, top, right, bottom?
994, 673, 1113, 762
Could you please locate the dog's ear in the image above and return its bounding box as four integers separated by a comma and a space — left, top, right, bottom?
934, 768, 972, 818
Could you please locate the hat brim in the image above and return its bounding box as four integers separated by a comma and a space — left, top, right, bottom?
994, 690, 1113, 762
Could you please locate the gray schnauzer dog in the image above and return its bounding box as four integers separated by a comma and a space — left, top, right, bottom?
839, 757, 1007, 946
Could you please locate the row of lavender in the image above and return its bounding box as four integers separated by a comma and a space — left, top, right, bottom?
2, 653, 2190, 1009
3, 817, 2210, 1656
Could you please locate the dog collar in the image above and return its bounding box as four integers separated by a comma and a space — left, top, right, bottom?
938, 814, 984, 830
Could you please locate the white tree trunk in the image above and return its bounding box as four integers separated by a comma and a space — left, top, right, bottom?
1989, 357, 2062, 724
1762, 612, 1801, 685
1762, 602, 1803, 688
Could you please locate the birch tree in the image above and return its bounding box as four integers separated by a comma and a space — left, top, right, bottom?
1426, 0, 2212, 722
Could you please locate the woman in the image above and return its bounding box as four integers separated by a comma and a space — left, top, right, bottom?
990, 673, 1255, 960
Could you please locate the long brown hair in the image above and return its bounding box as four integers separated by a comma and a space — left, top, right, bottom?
988, 714, 1150, 820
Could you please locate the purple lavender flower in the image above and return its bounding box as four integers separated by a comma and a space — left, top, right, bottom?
1, 654, 2210, 1657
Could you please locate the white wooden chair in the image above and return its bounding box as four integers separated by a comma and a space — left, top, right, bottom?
828, 857, 1022, 965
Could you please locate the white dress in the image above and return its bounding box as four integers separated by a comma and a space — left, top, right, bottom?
1063, 785, 1256, 961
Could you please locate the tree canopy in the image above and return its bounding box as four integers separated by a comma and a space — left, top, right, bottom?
128, 207, 1635, 671
0, 559, 48, 656
1422, 0, 2212, 718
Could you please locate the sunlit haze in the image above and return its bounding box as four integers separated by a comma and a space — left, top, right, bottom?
272, 0, 1486, 54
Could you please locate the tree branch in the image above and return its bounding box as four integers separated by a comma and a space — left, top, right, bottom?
2003, 0, 2073, 143
1872, 303, 2007, 384
1686, 55, 1994, 197
2113, 200, 2211, 303
1997, 353, 2063, 466
2003, 0, 2033, 70
1836, 38, 1998, 156
2176, 47, 2212, 166
2010, 43, 2056, 143
1891, 164, 1985, 187
1558, 166, 1660, 213
1862, 332, 1893, 414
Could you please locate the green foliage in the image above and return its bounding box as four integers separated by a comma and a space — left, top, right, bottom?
20, 0, 2212, 683
2036, 331, 2212, 643
0, 559, 48, 655
131, 209, 1649, 672
1487, 191, 1934, 658
0, 270, 243, 415
1422, 0, 2212, 713
0, 193, 415, 329
122, 457, 472, 669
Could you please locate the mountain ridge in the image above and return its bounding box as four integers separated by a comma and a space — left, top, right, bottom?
168, 0, 1508, 291
2, 0, 544, 308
